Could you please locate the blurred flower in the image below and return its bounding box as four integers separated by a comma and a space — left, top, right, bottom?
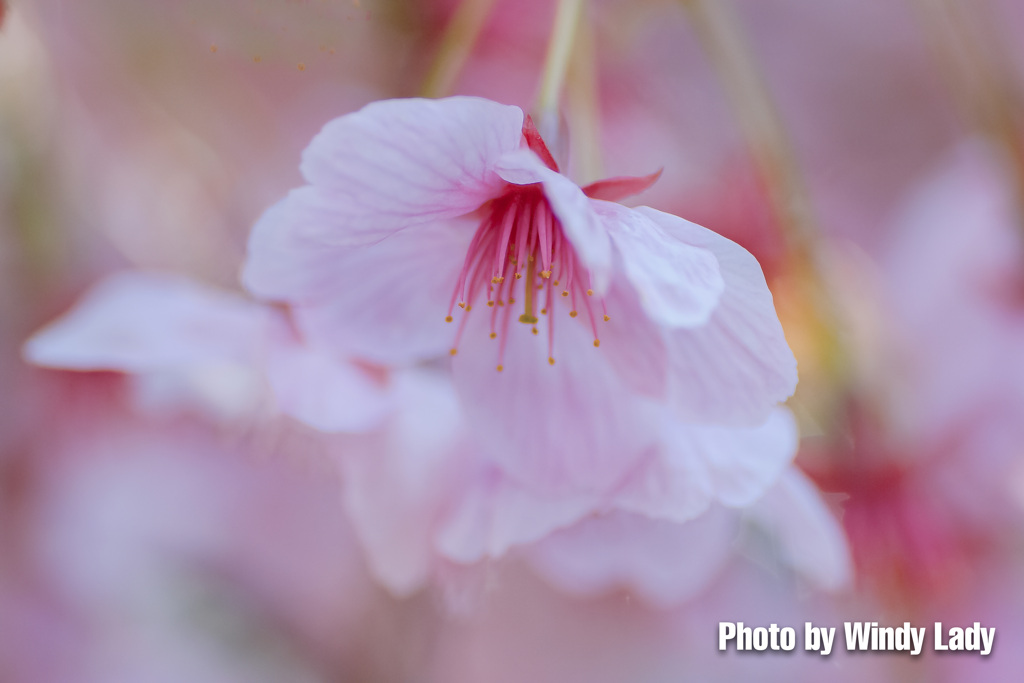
24, 270, 392, 431
334, 368, 847, 604
243, 95, 797, 495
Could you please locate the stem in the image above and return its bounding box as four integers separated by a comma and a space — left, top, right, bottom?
566, 4, 603, 183
680, 0, 848, 428
910, 0, 1024, 216
420, 0, 497, 98
535, 0, 585, 144
679, 0, 815, 261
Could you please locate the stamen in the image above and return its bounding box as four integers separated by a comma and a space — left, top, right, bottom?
493, 198, 518, 279
445, 179, 612, 370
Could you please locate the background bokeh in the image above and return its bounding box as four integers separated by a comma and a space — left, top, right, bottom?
4, 0, 1024, 680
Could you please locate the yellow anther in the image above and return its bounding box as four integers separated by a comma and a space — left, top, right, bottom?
603, 314, 610, 322
548, 357, 556, 365
497, 300, 505, 307
569, 311, 577, 318
487, 301, 495, 307
508, 297, 516, 304
465, 305, 472, 312
587, 289, 594, 296
449, 348, 458, 356
528, 256, 535, 263
561, 291, 569, 298
458, 302, 466, 309
496, 364, 504, 372
490, 332, 497, 339
515, 272, 522, 279
553, 280, 560, 286
541, 270, 552, 278
532, 327, 538, 335
541, 308, 547, 315
445, 315, 453, 323
593, 339, 601, 348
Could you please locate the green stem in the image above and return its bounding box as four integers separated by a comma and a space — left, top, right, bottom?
420, 0, 497, 98
535, 0, 585, 142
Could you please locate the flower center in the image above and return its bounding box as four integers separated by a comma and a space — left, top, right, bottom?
446, 185, 607, 371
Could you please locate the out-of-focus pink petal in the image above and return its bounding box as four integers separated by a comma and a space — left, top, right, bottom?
451, 310, 662, 495
748, 469, 853, 591
24, 271, 272, 371
435, 467, 598, 564
526, 508, 737, 607
296, 96, 524, 245
597, 201, 723, 327
494, 148, 612, 292
265, 342, 392, 433
701, 407, 798, 507
635, 207, 798, 425
614, 408, 797, 522
244, 199, 473, 364
337, 371, 471, 596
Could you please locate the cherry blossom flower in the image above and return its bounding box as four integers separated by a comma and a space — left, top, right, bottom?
24, 270, 392, 431
333, 368, 847, 603
242, 95, 798, 494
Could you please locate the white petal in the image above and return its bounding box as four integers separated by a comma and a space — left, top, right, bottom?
494, 149, 612, 292
297, 96, 524, 245
635, 207, 798, 426
597, 201, 724, 328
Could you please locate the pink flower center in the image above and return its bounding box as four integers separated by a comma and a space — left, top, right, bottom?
445, 184, 607, 371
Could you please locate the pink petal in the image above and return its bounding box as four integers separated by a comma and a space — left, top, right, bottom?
597, 201, 724, 328
435, 466, 599, 564
244, 199, 474, 364
336, 371, 472, 595
595, 278, 671, 399
526, 508, 737, 607
747, 469, 853, 591
581, 169, 663, 202
701, 407, 798, 506
24, 271, 272, 372
635, 207, 798, 426
494, 149, 613, 293
296, 96, 524, 245
451, 308, 662, 495
613, 408, 797, 523
265, 340, 392, 433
